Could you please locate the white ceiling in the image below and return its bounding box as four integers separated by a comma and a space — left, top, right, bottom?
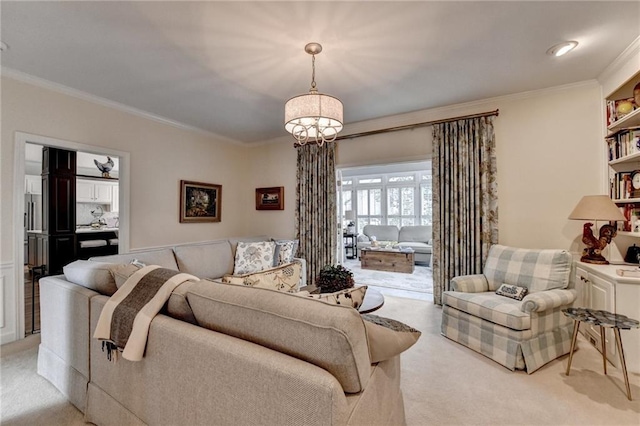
2, 1, 639, 144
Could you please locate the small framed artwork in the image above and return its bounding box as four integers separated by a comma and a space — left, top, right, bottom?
179, 180, 222, 223
256, 186, 284, 210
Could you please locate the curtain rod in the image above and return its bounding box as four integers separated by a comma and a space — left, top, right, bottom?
333, 109, 499, 142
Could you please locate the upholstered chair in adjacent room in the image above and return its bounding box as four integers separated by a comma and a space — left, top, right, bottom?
441, 245, 576, 373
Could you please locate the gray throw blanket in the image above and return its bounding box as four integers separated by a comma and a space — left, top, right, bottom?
94, 265, 199, 361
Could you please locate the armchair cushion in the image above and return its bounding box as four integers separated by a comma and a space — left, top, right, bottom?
482, 245, 572, 292
521, 289, 577, 313
442, 291, 531, 331
450, 274, 489, 293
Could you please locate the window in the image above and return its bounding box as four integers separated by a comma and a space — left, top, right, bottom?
339, 164, 432, 233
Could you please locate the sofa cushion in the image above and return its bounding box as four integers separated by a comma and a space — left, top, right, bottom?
221, 261, 301, 292
297, 286, 368, 309
109, 263, 142, 288
186, 282, 371, 393
63, 260, 118, 296
397, 241, 432, 254
173, 240, 234, 279
482, 245, 572, 292
273, 239, 299, 266
361, 314, 421, 363
228, 235, 270, 258
442, 291, 531, 331
233, 241, 275, 275
398, 225, 431, 243
362, 225, 399, 242
90, 248, 179, 271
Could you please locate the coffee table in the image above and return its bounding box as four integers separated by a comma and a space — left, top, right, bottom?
360, 248, 415, 274
359, 288, 384, 314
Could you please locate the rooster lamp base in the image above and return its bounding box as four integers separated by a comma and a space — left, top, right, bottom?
580, 223, 617, 265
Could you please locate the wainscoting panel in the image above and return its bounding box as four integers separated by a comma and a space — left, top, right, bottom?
0, 262, 17, 344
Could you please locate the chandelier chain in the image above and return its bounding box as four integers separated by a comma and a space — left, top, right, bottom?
310, 54, 317, 90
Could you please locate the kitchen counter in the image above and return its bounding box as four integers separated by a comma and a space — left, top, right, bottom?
27, 230, 42, 234
76, 227, 118, 234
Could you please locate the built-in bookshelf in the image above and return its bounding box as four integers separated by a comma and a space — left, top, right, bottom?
607, 70, 640, 234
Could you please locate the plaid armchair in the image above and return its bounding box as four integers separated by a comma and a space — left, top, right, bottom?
441, 245, 576, 374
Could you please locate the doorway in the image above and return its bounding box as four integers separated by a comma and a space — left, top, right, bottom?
337, 161, 432, 300
13, 132, 130, 339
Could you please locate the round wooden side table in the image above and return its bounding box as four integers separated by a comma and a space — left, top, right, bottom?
563, 307, 640, 400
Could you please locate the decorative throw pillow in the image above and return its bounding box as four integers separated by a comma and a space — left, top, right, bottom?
222, 261, 301, 293
361, 314, 421, 363
233, 241, 276, 275
109, 262, 143, 288
63, 260, 118, 296
273, 239, 299, 266
495, 283, 528, 301
297, 286, 368, 309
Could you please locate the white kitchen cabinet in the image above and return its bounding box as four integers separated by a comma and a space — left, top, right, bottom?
77, 178, 115, 203
574, 262, 640, 374
25, 174, 42, 195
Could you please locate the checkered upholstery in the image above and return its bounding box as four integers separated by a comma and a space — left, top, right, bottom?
482, 245, 573, 292
441, 245, 575, 374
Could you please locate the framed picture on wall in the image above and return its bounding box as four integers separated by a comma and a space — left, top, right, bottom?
179, 180, 222, 223
256, 186, 284, 210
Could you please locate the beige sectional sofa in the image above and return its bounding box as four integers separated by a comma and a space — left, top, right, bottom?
357, 225, 432, 265
37, 237, 407, 425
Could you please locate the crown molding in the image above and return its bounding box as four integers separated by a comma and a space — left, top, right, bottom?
598, 35, 640, 84
1, 67, 246, 146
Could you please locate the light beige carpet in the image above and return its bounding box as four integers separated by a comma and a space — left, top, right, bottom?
1, 296, 639, 425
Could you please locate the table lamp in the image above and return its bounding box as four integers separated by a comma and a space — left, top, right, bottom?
568, 195, 626, 264
344, 210, 356, 234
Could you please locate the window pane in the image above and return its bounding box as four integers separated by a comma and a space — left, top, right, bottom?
370, 189, 381, 215
387, 188, 399, 215
342, 190, 352, 212
388, 217, 400, 227
358, 190, 369, 215
401, 217, 415, 226
369, 217, 382, 225
422, 174, 432, 181
389, 176, 414, 182
421, 185, 432, 224
359, 178, 382, 184
401, 187, 414, 215
342, 179, 353, 185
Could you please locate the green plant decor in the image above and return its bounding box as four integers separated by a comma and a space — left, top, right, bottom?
316, 264, 355, 293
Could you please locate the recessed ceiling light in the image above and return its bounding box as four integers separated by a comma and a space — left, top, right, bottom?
0, 41, 8, 52
546, 41, 578, 57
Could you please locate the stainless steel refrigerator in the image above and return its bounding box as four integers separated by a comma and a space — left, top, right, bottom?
24, 194, 42, 263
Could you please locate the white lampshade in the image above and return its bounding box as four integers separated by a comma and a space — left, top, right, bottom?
344, 210, 355, 221
284, 92, 343, 140
568, 195, 626, 221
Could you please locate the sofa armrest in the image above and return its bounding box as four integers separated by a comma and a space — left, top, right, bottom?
293, 257, 307, 288
357, 235, 370, 243
521, 289, 577, 313
450, 275, 488, 293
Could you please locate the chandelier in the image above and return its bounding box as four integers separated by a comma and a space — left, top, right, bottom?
284, 43, 343, 146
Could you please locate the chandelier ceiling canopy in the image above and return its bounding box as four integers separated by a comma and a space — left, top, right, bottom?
284, 43, 343, 146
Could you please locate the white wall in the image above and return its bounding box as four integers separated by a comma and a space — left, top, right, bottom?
0, 76, 250, 343
250, 81, 604, 252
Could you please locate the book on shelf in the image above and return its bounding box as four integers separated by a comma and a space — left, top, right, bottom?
607, 127, 640, 160
610, 171, 633, 199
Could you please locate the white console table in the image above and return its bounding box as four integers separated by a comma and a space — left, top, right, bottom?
574, 262, 640, 374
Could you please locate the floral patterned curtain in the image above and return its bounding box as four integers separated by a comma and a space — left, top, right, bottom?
432, 116, 498, 305
296, 143, 337, 285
